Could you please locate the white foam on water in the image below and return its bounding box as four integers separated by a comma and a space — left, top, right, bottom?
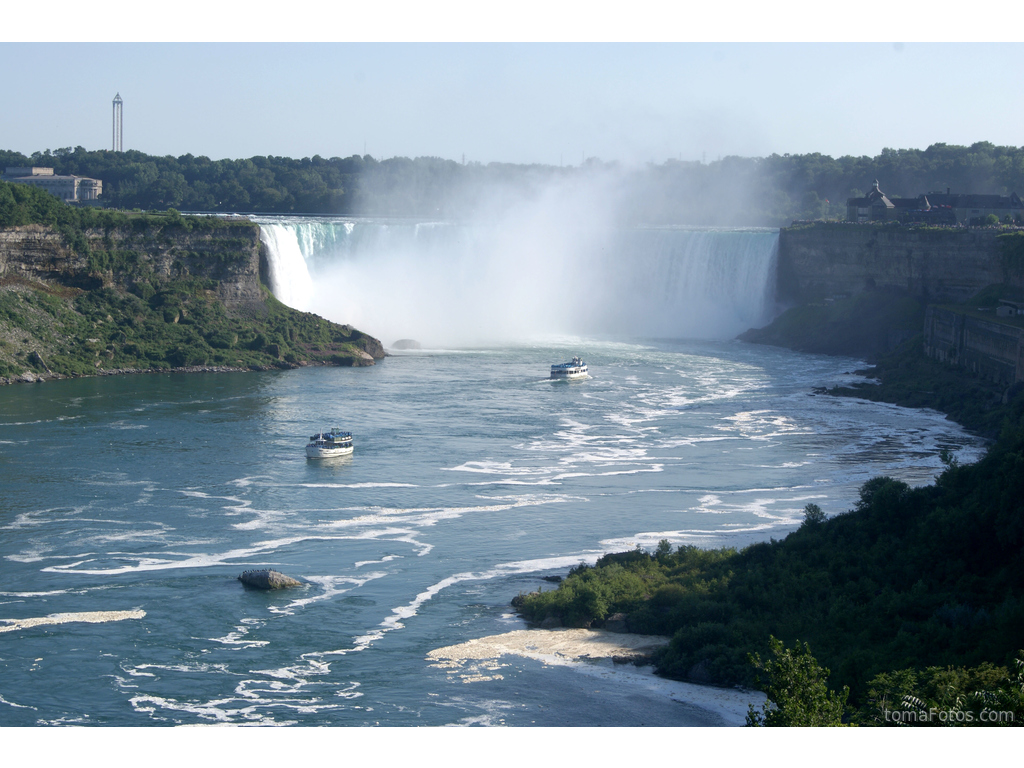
125, 661, 235, 676
129, 693, 299, 725
337, 554, 608, 656
0, 609, 145, 633
444, 460, 554, 476
0, 584, 118, 597
230, 510, 291, 531
270, 572, 388, 615
40, 535, 344, 575
552, 465, 664, 480
180, 489, 253, 511
1, 507, 88, 530
227, 475, 275, 488
210, 619, 271, 649
298, 482, 420, 489
0, 692, 36, 710
129, 655, 363, 723
354, 554, 402, 568
314, 495, 573, 538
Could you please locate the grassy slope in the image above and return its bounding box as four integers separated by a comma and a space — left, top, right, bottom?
0, 181, 382, 380
0, 275, 377, 380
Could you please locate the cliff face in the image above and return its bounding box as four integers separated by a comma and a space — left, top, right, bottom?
924, 306, 1024, 387
0, 221, 263, 309
0, 226, 88, 283
0, 217, 384, 383
777, 224, 1014, 304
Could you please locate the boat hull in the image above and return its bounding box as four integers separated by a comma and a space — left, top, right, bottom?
550, 367, 588, 380
306, 444, 354, 458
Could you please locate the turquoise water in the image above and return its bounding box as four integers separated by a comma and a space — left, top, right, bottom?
0, 340, 984, 725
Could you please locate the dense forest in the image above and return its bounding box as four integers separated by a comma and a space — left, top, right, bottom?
4, 141, 1024, 225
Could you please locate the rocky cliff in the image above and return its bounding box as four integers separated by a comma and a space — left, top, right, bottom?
923, 305, 1024, 387
0, 220, 264, 307
0, 215, 384, 383
777, 223, 1017, 304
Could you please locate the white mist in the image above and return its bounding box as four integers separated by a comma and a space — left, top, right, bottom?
255, 175, 779, 348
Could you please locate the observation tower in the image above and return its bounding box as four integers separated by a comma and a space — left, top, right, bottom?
112, 93, 123, 152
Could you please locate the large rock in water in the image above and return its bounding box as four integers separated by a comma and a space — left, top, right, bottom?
391, 339, 421, 350
238, 569, 302, 589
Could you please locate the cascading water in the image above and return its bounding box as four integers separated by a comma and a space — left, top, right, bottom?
255, 215, 779, 346
257, 220, 314, 310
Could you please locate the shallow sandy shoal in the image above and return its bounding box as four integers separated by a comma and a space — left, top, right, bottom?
427, 628, 764, 726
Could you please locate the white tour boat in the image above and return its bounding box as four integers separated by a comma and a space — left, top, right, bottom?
550, 356, 588, 380
306, 428, 354, 458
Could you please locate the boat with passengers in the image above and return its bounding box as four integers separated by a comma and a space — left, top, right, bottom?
550, 356, 588, 380
306, 428, 354, 458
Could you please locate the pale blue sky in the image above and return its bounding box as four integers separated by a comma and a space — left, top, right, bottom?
3, 37, 1021, 165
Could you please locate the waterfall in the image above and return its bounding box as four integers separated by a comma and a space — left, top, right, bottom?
258, 222, 314, 311
255, 215, 779, 347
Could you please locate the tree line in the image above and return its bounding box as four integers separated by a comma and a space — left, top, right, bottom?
5, 141, 1024, 225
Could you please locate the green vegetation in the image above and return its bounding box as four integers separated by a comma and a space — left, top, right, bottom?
860, 653, 1024, 726
6, 140, 1024, 224
0, 181, 380, 379
0, 278, 372, 378
745, 637, 850, 727
0, 178, 229, 234
744, 637, 1024, 726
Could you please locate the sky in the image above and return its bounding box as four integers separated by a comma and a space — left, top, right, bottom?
3, 5, 1023, 167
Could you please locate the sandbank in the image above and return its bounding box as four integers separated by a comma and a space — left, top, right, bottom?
428, 628, 764, 726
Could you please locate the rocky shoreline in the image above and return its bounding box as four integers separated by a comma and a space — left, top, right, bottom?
0, 354, 381, 387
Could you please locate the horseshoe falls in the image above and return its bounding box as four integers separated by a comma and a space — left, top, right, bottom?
254, 216, 779, 347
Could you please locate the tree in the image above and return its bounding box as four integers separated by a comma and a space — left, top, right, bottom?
800, 502, 827, 528
746, 636, 850, 726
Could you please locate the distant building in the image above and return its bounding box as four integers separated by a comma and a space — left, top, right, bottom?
847, 180, 1023, 225
914, 190, 1024, 225
2, 167, 102, 203
846, 180, 896, 222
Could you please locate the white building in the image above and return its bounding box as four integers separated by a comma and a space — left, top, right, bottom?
2, 167, 102, 202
